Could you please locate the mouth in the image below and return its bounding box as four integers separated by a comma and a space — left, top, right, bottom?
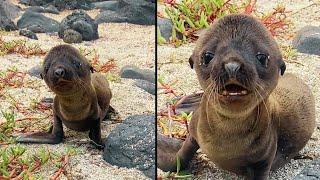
219, 82, 249, 96
54, 79, 73, 87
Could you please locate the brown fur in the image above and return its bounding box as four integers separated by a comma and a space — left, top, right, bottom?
157, 14, 315, 179
17, 45, 112, 148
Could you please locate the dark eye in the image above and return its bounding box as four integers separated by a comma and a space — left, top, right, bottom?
201, 51, 215, 66
73, 60, 81, 69
256, 53, 269, 67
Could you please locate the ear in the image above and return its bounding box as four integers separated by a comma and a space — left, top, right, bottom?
90, 66, 94, 73
279, 60, 286, 76
189, 56, 194, 69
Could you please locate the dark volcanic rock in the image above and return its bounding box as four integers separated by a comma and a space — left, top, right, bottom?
46, 5, 59, 13
19, 0, 93, 10
103, 114, 155, 178
19, 29, 38, 40
0, 0, 21, 19
157, 17, 173, 41
51, 0, 93, 11
27, 24, 46, 33
63, 29, 83, 43
134, 79, 155, 95
26, 5, 59, 14
0, 0, 20, 31
120, 65, 155, 83
95, 0, 155, 25
93, 1, 118, 11
28, 65, 42, 79
19, 0, 53, 6
59, 10, 99, 41
294, 158, 320, 179
293, 26, 320, 56
0, 15, 17, 31
17, 11, 59, 32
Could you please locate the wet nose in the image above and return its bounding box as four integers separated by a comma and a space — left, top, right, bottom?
224, 62, 240, 77
54, 68, 65, 78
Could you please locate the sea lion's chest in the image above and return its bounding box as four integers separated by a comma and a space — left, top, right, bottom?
196, 114, 264, 164
59, 106, 99, 131
59, 103, 93, 121
54, 98, 99, 131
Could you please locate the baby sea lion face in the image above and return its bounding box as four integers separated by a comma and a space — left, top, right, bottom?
189, 14, 286, 114
41, 45, 93, 95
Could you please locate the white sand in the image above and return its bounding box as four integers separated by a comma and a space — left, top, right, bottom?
1, 3, 154, 179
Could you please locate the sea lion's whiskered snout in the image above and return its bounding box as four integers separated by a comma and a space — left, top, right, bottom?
208, 54, 258, 97
41, 45, 93, 95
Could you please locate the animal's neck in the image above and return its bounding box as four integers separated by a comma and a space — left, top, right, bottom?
57, 85, 95, 114
207, 100, 272, 135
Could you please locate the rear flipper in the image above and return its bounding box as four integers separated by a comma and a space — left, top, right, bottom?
157, 134, 199, 172
175, 92, 203, 114
16, 115, 64, 144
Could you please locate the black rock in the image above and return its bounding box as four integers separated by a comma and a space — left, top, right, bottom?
120, 65, 155, 83
59, 10, 99, 41
19, 29, 38, 40
157, 17, 173, 41
27, 24, 46, 33
46, 5, 60, 13
0, 15, 17, 31
0, 0, 20, 31
95, 0, 155, 25
26, 5, 59, 14
93, 1, 118, 11
103, 114, 155, 178
28, 65, 42, 79
41, 97, 54, 103
293, 26, 320, 56
63, 29, 83, 43
17, 11, 60, 32
134, 79, 155, 95
294, 158, 320, 179
51, 0, 93, 11
19, 0, 93, 10
0, 0, 21, 19
19, 0, 53, 6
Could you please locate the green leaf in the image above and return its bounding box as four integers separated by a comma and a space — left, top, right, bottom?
176, 156, 181, 174
162, 171, 171, 178
0, 167, 9, 177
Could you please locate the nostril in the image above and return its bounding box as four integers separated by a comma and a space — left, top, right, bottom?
224, 62, 240, 76
54, 68, 65, 77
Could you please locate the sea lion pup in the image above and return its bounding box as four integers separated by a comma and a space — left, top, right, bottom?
17, 44, 112, 149
157, 14, 315, 179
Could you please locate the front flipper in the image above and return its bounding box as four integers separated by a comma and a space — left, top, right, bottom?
89, 118, 104, 149
16, 115, 64, 144
175, 92, 203, 114
157, 134, 199, 172
102, 105, 118, 121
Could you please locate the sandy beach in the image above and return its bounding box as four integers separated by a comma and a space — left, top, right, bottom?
0, 2, 155, 179
157, 0, 320, 179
